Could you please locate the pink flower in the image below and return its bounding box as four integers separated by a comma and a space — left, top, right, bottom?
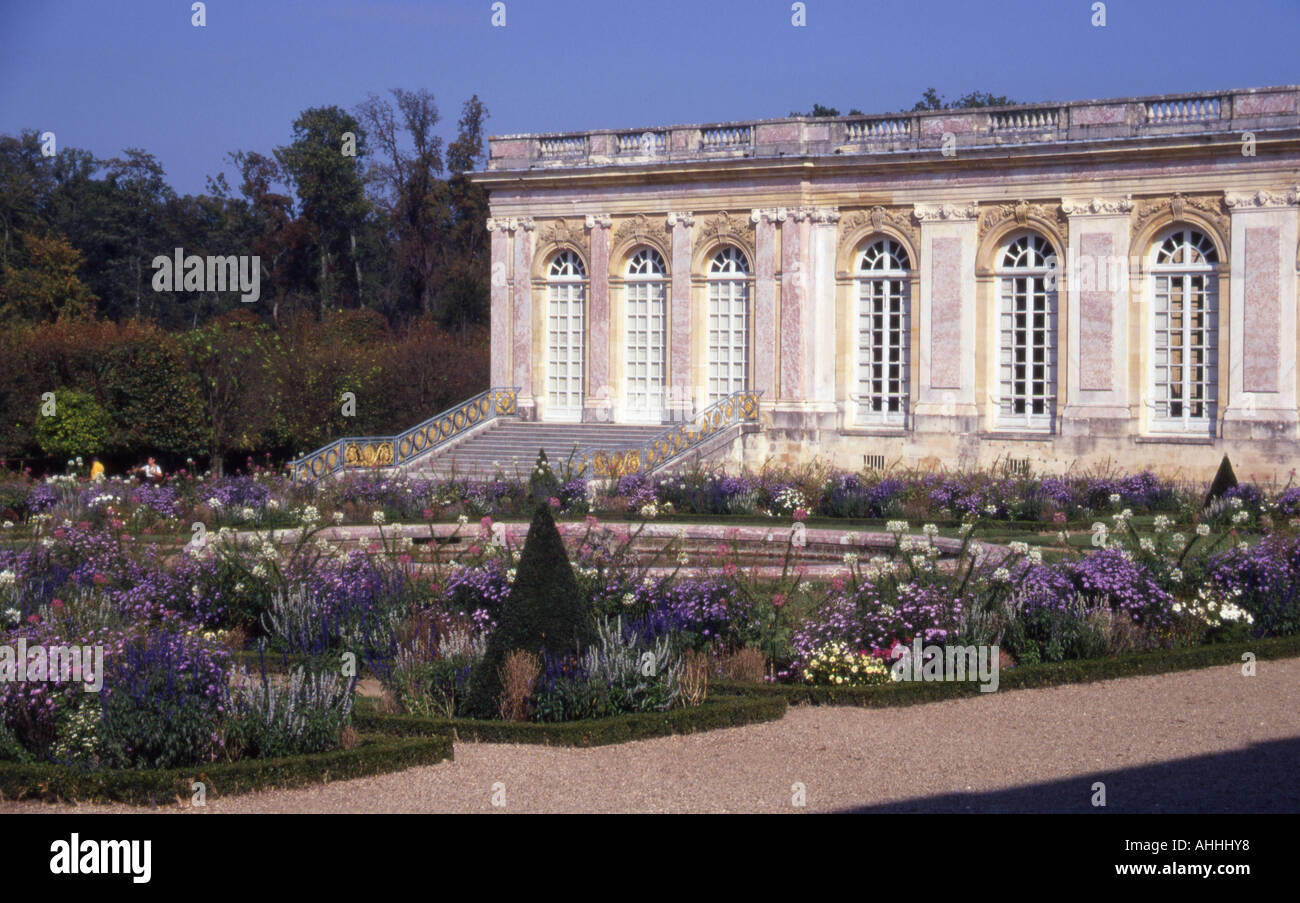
830, 577, 845, 592
480, 516, 493, 535
51, 599, 64, 610
793, 509, 808, 522
548, 496, 561, 509
585, 515, 599, 528
771, 593, 786, 609
25, 614, 39, 624
468, 544, 481, 556
723, 563, 738, 578
422, 508, 434, 520
92, 573, 107, 586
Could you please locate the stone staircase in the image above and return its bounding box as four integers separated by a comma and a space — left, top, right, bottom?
408, 421, 668, 479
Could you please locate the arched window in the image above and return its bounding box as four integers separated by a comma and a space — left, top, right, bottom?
855, 239, 911, 425
706, 246, 750, 402
995, 233, 1058, 430
1150, 227, 1219, 433
625, 248, 668, 418
546, 250, 586, 417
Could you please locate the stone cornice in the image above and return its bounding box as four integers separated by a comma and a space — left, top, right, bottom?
485, 216, 535, 232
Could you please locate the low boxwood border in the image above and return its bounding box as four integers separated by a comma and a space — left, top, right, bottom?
355, 694, 787, 747
713, 635, 1300, 707
0, 733, 453, 806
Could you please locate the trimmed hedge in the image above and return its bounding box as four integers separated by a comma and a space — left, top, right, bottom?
714, 634, 1300, 708
0, 733, 453, 806
355, 694, 788, 747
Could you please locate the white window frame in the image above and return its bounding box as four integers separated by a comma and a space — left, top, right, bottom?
706, 246, 751, 403
854, 239, 910, 427
994, 232, 1058, 432
546, 250, 586, 421
1147, 227, 1219, 435
624, 248, 668, 422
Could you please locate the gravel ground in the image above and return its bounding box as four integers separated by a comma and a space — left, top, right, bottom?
4, 658, 1298, 814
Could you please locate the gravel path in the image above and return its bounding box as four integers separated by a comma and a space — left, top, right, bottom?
5, 658, 1298, 814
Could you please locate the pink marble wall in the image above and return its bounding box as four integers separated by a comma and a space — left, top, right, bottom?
780, 217, 810, 401
1244, 225, 1280, 394
930, 236, 962, 389
670, 220, 692, 408
1236, 92, 1296, 116
491, 139, 528, 160
587, 224, 609, 400
753, 217, 776, 398
1071, 103, 1127, 125
1079, 232, 1114, 391
756, 123, 799, 144
512, 227, 533, 395
921, 114, 976, 136
490, 227, 510, 386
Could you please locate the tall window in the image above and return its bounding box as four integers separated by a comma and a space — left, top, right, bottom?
1150, 227, 1218, 433
855, 239, 910, 425
546, 250, 586, 417
625, 248, 667, 419
996, 233, 1058, 430
706, 246, 750, 402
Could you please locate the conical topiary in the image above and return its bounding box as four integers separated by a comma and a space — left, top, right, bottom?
1204, 454, 1238, 508
465, 502, 596, 718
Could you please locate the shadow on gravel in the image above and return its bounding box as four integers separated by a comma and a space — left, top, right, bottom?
836, 737, 1300, 813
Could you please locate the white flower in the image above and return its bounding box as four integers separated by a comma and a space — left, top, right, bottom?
301, 505, 320, 524
922, 523, 939, 538
898, 536, 914, 552
234, 582, 246, 594
1229, 496, 1244, 510
842, 552, 859, 566
621, 593, 636, 607
886, 520, 908, 535
260, 542, 278, 560
1153, 515, 1171, 534
372, 510, 386, 525
332, 511, 345, 524
207, 496, 223, 509
1, 521, 12, 529
1027, 548, 1043, 564
1231, 510, 1250, 526
639, 503, 658, 519
251, 563, 268, 579
983, 504, 998, 515
1196, 523, 1211, 537
240, 506, 256, 521
1169, 568, 1183, 583
457, 514, 469, 526
677, 553, 690, 566
1009, 541, 1029, 556
0, 569, 14, 587
958, 522, 975, 536
992, 567, 1011, 583
1108, 493, 1121, 505
1139, 537, 1155, 553
267, 499, 281, 511
1171, 533, 1186, 547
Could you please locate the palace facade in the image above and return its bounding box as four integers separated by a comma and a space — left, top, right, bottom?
470, 87, 1300, 477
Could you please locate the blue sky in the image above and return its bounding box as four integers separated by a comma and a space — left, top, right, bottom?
2, 0, 1296, 196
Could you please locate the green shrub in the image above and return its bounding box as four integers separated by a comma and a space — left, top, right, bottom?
35, 388, 112, 460
465, 502, 596, 717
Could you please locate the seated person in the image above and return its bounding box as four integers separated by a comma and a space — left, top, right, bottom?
141, 457, 163, 481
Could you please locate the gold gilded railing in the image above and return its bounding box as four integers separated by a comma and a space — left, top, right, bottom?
290, 387, 520, 481
570, 389, 762, 479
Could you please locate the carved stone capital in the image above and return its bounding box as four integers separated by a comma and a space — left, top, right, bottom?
584, 213, 613, 229
666, 211, 695, 228
1061, 196, 1135, 216
750, 207, 787, 224
913, 203, 979, 223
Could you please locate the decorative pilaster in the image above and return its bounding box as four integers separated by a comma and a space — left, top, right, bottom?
913, 204, 979, 429
1223, 189, 1299, 436
750, 208, 784, 404
486, 217, 513, 388
1060, 197, 1134, 437
584, 213, 613, 421
511, 217, 536, 416
666, 211, 694, 420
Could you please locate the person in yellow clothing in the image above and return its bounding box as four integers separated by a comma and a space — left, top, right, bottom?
90, 458, 105, 481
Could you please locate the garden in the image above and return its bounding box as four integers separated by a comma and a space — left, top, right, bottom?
2, 453, 1299, 803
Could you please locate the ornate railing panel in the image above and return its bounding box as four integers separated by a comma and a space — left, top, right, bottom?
290, 387, 520, 481
570, 390, 762, 479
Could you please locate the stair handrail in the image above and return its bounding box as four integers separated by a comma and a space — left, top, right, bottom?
567, 389, 763, 480
289, 386, 521, 481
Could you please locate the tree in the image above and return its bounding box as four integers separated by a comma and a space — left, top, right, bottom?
0, 231, 97, 322
465, 500, 597, 718
789, 103, 865, 117
182, 310, 283, 475
911, 88, 1019, 111
35, 388, 111, 460
275, 107, 372, 314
